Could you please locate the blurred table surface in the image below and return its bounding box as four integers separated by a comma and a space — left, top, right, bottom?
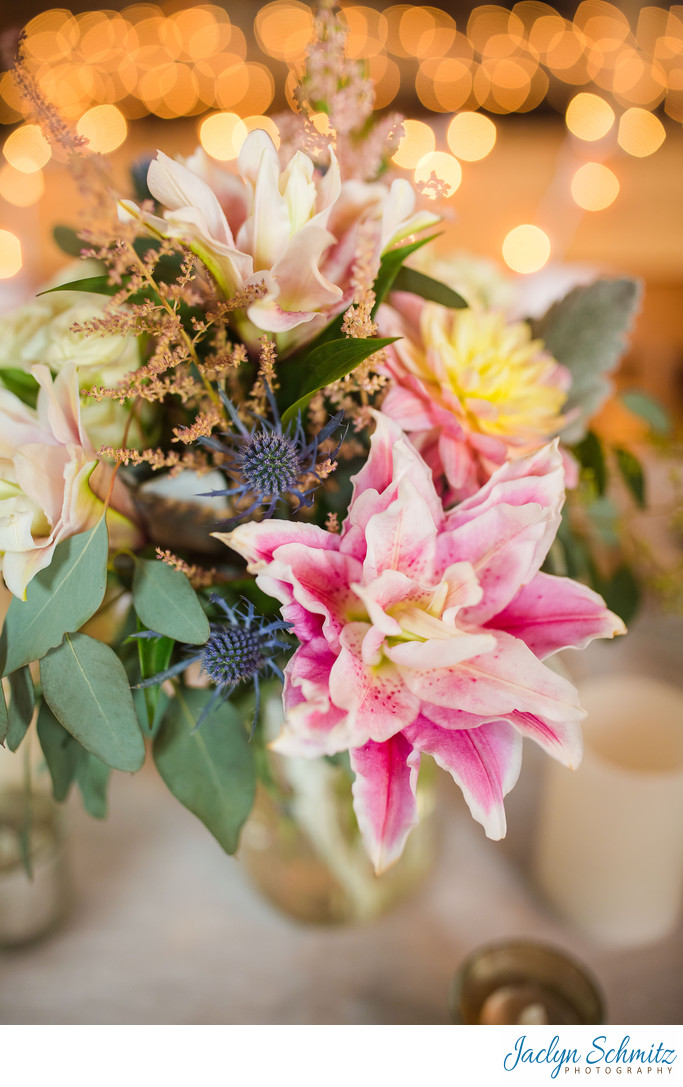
1, 607, 682, 1026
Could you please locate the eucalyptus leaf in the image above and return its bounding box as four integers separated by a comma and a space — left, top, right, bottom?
154, 688, 256, 855
133, 560, 210, 645
0, 681, 7, 745
621, 391, 671, 436
40, 633, 145, 773
6, 666, 35, 753
615, 446, 646, 508
280, 336, 397, 427
1, 518, 108, 677
75, 755, 111, 819
391, 266, 468, 309
36, 701, 83, 802
529, 278, 642, 443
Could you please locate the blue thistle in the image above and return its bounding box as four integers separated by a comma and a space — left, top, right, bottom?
200, 382, 344, 522
136, 596, 291, 732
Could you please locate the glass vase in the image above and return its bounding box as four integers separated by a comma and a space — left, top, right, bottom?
240, 752, 438, 924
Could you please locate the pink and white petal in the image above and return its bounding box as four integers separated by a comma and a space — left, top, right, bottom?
329, 622, 420, 743
363, 478, 438, 581
507, 709, 583, 769
385, 631, 496, 669
404, 629, 584, 725
267, 543, 362, 651
381, 382, 436, 433
490, 571, 626, 658
404, 717, 522, 840
345, 410, 403, 507
273, 642, 356, 756
436, 502, 558, 624
214, 519, 339, 569
350, 732, 420, 873
34, 365, 87, 450
447, 441, 565, 531
350, 568, 414, 635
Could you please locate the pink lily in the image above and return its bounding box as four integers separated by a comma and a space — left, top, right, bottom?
218, 414, 624, 873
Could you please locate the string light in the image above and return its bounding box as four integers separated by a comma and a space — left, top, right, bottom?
0, 229, 22, 278
571, 162, 620, 211
502, 225, 551, 274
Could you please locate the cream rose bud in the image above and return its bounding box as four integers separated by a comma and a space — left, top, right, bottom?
0, 286, 139, 390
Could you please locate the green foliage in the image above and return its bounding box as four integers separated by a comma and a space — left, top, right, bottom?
0, 368, 39, 408
391, 266, 467, 309
6, 667, 35, 753
53, 225, 87, 257
37, 701, 111, 816
1, 519, 108, 677
620, 390, 671, 435
615, 447, 646, 508
280, 336, 397, 427
135, 629, 175, 736
0, 681, 7, 745
529, 278, 642, 443
372, 234, 439, 311
133, 560, 210, 644
75, 755, 111, 819
36, 701, 83, 802
591, 563, 641, 626
40, 633, 145, 773
153, 687, 256, 855
39, 275, 115, 297
573, 431, 607, 496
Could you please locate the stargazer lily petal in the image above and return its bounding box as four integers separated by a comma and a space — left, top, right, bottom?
218, 412, 624, 871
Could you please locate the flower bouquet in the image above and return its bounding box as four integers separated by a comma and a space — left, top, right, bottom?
0, 3, 646, 885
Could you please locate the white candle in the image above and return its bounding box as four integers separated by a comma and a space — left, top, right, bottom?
534, 675, 683, 946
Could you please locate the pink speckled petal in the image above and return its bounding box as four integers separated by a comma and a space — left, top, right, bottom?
350, 732, 420, 873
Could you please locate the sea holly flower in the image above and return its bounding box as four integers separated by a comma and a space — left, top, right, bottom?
200, 384, 344, 522
137, 596, 291, 728
0, 364, 140, 599
379, 297, 572, 502
218, 412, 624, 873
125, 131, 437, 345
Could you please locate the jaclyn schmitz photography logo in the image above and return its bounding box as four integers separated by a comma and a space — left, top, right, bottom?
503, 1035, 678, 1079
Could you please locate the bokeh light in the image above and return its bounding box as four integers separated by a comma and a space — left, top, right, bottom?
565, 92, 615, 140
391, 119, 436, 169
199, 111, 248, 161
0, 163, 45, 207
3, 124, 52, 174
571, 162, 620, 211
0, 229, 22, 278
617, 107, 666, 157
414, 150, 462, 197
446, 111, 496, 161
502, 224, 551, 274
76, 104, 128, 153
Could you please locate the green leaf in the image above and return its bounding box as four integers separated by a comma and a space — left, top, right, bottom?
1, 518, 108, 677
133, 560, 210, 645
573, 430, 607, 496
53, 225, 87, 257
153, 688, 256, 855
0, 368, 39, 407
280, 336, 398, 428
38, 275, 116, 297
6, 667, 35, 753
615, 446, 646, 508
620, 391, 671, 436
136, 629, 174, 735
40, 633, 145, 773
529, 278, 642, 443
391, 266, 468, 309
372, 234, 440, 311
75, 754, 111, 819
0, 680, 7, 745
594, 564, 641, 626
36, 701, 83, 802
